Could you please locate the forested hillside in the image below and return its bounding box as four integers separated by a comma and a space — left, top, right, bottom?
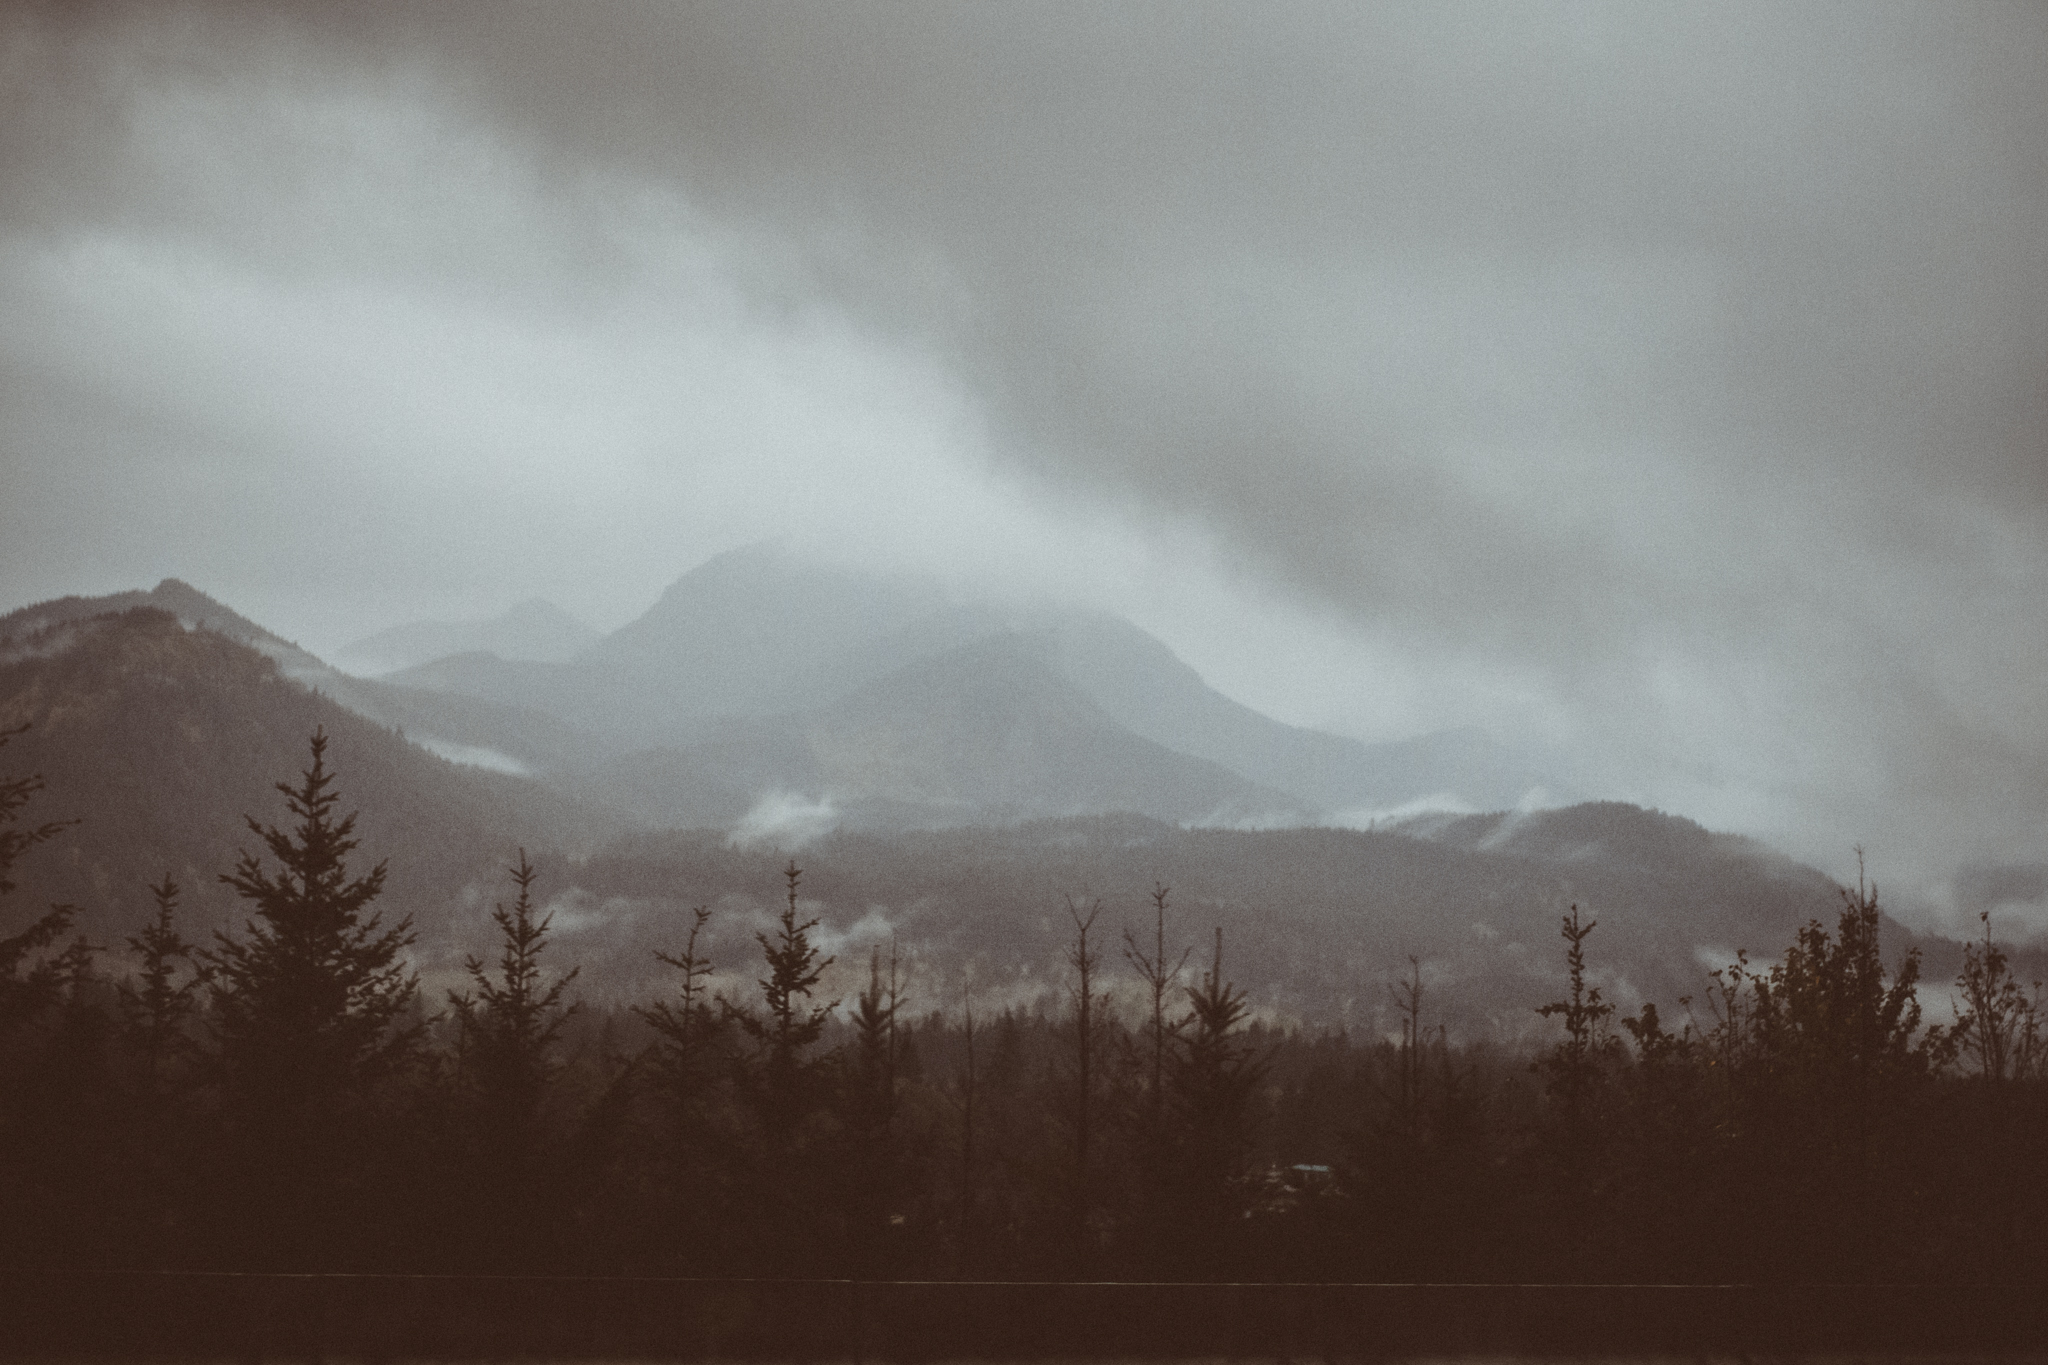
0, 609, 624, 940
526, 807, 1952, 1035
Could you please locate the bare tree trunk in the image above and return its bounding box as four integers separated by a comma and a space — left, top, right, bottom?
1124, 884, 1188, 1131
1392, 955, 1425, 1145
957, 991, 977, 1272
1065, 896, 1103, 1268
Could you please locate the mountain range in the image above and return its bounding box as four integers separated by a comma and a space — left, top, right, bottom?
0, 556, 2000, 1027
4, 553, 1561, 882
373, 542, 1575, 830
334, 598, 598, 676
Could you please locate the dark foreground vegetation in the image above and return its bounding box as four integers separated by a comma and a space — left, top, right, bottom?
3, 727, 2046, 1287
11, 1276, 2048, 1360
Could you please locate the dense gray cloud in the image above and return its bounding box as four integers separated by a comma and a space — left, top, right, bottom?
4, 1, 2047, 919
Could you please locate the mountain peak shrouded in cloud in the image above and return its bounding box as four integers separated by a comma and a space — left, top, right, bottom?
3, 3, 2047, 917
336, 597, 598, 675
366, 542, 1574, 828
805, 631, 1310, 825
579, 541, 951, 709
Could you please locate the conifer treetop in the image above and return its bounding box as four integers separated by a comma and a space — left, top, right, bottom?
207, 728, 420, 1112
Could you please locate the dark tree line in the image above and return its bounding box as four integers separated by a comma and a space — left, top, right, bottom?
3, 729, 2046, 1283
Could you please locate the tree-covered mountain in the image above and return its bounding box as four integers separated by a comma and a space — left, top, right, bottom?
0, 578, 329, 679
2, 580, 617, 780
521, 800, 1996, 1034
0, 607, 626, 946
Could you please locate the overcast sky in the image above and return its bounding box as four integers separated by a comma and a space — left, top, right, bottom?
4, 1, 2045, 925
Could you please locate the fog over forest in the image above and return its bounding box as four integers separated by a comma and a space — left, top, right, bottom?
5, 2, 2048, 931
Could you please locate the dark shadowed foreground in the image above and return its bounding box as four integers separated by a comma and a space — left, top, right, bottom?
10, 720, 2048, 1357
5, 1274, 2048, 1359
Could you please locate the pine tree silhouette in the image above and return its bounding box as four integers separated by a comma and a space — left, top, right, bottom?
117, 875, 203, 1094
1169, 927, 1262, 1274
202, 730, 422, 1268
1060, 895, 1108, 1272
448, 850, 579, 1269
1533, 905, 1620, 1265
0, 724, 80, 1035
638, 904, 723, 1114
450, 849, 579, 1142
1535, 907, 1618, 1154
733, 860, 836, 1142
207, 729, 421, 1120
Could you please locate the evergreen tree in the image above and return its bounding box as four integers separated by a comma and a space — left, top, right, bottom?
1166, 927, 1262, 1275
442, 850, 581, 1268
207, 730, 421, 1117
118, 875, 203, 1095
950, 989, 982, 1271
635, 905, 728, 1256
845, 946, 904, 1150
1059, 896, 1108, 1270
3, 928, 117, 1270
113, 875, 207, 1268
203, 729, 422, 1267
733, 860, 837, 1142
0, 724, 108, 1271
0, 724, 80, 1036
725, 860, 838, 1271
449, 849, 579, 1150
841, 943, 908, 1267
1532, 906, 1621, 1268
1534, 907, 1619, 1159
1343, 955, 1486, 1280
638, 905, 722, 1109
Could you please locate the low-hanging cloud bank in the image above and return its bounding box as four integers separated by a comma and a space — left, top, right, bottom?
4, 2, 2047, 918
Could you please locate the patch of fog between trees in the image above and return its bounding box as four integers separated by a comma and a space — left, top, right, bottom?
1325, 788, 1565, 840
729, 790, 841, 850
719, 784, 1568, 848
